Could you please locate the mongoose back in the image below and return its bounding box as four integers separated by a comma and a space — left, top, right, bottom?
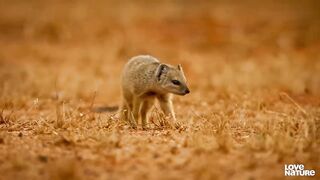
120, 55, 190, 129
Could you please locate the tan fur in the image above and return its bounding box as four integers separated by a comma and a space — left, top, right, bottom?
120, 55, 190, 129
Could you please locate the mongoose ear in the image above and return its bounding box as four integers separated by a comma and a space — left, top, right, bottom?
156, 64, 167, 81
177, 64, 187, 81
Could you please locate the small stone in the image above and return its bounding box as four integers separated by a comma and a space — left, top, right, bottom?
38, 155, 48, 163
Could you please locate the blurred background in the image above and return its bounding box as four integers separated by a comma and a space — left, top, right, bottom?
1, 0, 320, 104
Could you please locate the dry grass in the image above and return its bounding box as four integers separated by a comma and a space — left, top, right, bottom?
0, 0, 319, 179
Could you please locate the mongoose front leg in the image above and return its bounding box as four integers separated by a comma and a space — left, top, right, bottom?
158, 94, 177, 126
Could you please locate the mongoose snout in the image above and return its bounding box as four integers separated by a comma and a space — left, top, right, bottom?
175, 86, 190, 96
119, 55, 190, 129
184, 88, 190, 95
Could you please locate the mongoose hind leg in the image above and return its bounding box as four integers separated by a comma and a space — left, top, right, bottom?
127, 101, 138, 129
122, 93, 137, 129
120, 102, 136, 129
140, 99, 153, 130
119, 102, 129, 122
132, 97, 142, 126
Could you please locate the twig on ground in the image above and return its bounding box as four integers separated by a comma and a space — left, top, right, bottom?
280, 92, 307, 116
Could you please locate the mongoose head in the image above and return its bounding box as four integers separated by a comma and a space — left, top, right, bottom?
155, 64, 190, 96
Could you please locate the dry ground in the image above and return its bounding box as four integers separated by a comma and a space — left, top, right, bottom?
0, 0, 320, 180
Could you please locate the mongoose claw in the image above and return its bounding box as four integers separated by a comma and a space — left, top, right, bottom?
174, 122, 181, 129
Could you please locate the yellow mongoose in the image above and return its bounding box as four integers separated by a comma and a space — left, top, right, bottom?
120, 55, 190, 129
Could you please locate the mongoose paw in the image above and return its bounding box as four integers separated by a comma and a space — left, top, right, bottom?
130, 124, 137, 130
142, 125, 149, 130
129, 120, 137, 130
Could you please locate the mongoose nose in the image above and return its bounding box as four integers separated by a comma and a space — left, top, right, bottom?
185, 88, 190, 94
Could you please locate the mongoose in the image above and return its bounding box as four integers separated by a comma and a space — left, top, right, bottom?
120, 55, 190, 129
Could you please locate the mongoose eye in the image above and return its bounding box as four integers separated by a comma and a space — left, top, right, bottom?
171, 80, 181, 85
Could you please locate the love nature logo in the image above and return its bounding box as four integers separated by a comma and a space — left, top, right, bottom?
284, 164, 315, 177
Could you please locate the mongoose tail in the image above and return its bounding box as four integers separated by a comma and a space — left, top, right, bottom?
92, 106, 119, 113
